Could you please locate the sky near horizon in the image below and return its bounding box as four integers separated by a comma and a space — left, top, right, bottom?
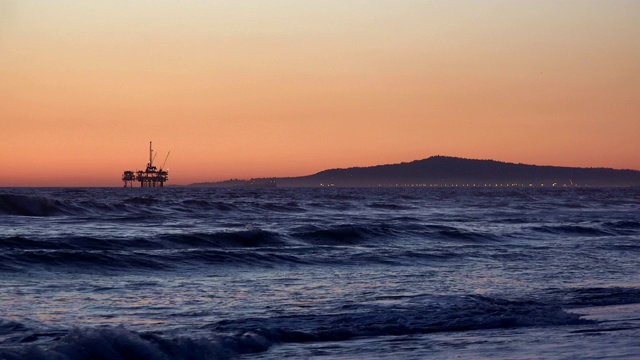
1, 1, 639, 186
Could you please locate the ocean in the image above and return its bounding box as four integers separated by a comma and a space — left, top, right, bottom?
1, 187, 639, 359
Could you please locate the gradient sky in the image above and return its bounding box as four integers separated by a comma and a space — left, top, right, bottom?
1, 1, 639, 186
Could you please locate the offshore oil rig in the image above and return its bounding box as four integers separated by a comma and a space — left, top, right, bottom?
122, 142, 170, 187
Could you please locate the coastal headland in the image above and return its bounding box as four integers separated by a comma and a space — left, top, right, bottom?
190, 156, 640, 188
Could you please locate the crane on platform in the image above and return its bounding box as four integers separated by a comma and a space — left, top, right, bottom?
161, 151, 171, 170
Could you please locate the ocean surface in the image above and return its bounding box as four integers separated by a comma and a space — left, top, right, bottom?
1, 187, 639, 359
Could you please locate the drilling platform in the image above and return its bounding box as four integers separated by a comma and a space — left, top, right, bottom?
122, 142, 170, 187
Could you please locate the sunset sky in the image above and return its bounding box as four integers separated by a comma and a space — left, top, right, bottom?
1, 1, 639, 186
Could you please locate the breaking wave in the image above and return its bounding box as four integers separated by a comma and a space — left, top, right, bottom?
0, 293, 593, 360
0, 326, 270, 360
290, 224, 398, 245
0, 194, 72, 217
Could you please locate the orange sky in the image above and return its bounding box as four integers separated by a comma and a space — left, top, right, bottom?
1, 1, 639, 186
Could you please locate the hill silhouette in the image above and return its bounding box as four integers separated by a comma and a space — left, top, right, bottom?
273, 156, 640, 187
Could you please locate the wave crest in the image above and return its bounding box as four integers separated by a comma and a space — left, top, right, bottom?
0, 194, 70, 217
291, 224, 396, 245
211, 294, 591, 342
0, 327, 271, 360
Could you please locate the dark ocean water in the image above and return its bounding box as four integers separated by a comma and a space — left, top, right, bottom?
1, 187, 639, 359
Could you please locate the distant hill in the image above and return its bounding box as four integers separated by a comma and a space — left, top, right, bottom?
273, 156, 640, 187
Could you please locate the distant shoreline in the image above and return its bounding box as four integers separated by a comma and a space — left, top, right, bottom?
188, 156, 640, 188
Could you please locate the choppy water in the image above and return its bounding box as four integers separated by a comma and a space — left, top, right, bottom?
1, 187, 639, 359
